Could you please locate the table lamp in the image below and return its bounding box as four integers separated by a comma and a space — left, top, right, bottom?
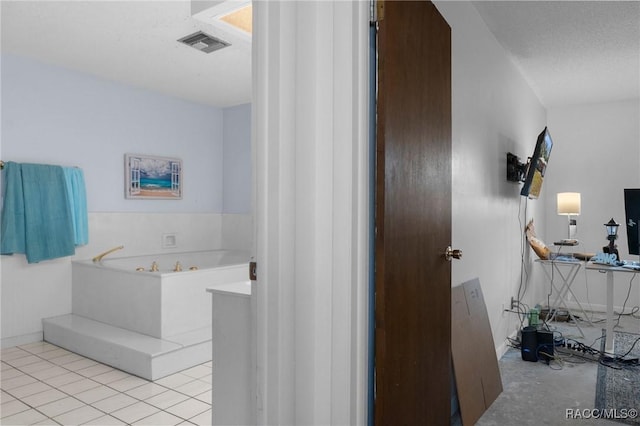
557, 192, 581, 239
603, 218, 620, 259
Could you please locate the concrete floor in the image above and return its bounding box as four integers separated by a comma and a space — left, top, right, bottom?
477, 312, 640, 425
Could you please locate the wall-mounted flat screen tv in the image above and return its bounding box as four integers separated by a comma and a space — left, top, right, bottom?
624, 189, 640, 256
521, 127, 553, 199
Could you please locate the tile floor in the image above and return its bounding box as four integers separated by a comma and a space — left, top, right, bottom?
1, 342, 212, 425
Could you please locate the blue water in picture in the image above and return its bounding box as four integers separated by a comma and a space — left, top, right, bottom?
140, 176, 172, 189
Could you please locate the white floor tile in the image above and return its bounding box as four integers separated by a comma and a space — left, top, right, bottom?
77, 363, 115, 378
37, 348, 73, 360
19, 341, 59, 355
37, 396, 85, 418
125, 382, 170, 400
53, 404, 104, 426
21, 388, 67, 407
4, 354, 42, 368
91, 369, 131, 385
108, 375, 149, 392
0, 343, 218, 426
9, 380, 53, 399
16, 359, 56, 374
58, 378, 101, 395
74, 385, 119, 404
194, 390, 211, 404
0, 348, 30, 361
1, 373, 38, 390
41, 371, 84, 387
165, 398, 210, 420
81, 414, 128, 425
155, 373, 195, 389
30, 365, 70, 381
174, 380, 211, 398
144, 389, 190, 410
179, 365, 211, 379
1, 390, 16, 404
110, 401, 160, 424
1, 398, 31, 418
0, 408, 47, 425
90, 392, 138, 413
1, 367, 23, 380
188, 408, 212, 426
33, 418, 62, 425
133, 410, 184, 425
62, 358, 99, 371
49, 352, 86, 366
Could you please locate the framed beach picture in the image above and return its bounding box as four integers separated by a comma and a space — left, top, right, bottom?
125, 154, 182, 200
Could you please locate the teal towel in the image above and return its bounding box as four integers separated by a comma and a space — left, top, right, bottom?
1, 163, 76, 263
21, 164, 75, 263
63, 167, 89, 246
1, 161, 27, 255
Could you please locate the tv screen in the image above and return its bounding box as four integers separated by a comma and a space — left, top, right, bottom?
624, 189, 640, 256
521, 127, 553, 199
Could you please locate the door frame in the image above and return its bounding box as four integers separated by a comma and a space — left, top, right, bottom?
252, 1, 371, 424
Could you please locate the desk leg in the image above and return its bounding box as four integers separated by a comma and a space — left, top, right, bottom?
606, 271, 614, 353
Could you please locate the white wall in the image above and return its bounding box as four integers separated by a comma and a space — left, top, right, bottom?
1, 54, 253, 347
2, 54, 224, 213
545, 100, 640, 314
223, 103, 252, 214
435, 1, 549, 355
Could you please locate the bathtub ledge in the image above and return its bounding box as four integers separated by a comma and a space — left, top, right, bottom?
43, 314, 211, 380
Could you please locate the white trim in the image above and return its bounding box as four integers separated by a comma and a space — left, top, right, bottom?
1, 331, 43, 349
253, 1, 370, 424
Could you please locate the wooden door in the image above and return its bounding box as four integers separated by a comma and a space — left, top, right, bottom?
374, 1, 452, 424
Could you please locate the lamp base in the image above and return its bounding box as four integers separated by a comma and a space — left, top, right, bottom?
603, 246, 619, 260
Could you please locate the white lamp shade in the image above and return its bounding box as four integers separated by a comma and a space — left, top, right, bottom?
557, 192, 581, 215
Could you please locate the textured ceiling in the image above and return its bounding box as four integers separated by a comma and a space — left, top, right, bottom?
1, 1, 252, 108
2, 2, 638, 109
473, 1, 640, 108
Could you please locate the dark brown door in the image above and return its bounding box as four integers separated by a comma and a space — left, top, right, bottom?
375, 1, 452, 424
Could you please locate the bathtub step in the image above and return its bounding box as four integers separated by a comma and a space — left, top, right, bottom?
43, 314, 211, 381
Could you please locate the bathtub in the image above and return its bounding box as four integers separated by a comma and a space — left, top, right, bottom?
71, 249, 250, 339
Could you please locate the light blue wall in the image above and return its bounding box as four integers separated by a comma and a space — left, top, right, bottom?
223, 103, 251, 213
1, 53, 226, 213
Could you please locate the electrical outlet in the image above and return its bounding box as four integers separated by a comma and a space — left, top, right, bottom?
511, 297, 519, 310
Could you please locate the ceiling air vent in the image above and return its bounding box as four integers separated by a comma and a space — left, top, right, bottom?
178, 31, 230, 54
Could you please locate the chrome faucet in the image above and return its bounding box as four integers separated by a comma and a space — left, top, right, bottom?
92, 245, 124, 262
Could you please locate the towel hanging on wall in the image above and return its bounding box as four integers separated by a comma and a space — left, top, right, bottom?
63, 167, 89, 246
1, 162, 27, 255
1, 161, 86, 263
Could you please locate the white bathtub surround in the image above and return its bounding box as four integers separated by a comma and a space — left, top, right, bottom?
207, 281, 253, 425
43, 250, 250, 380
1, 212, 228, 348
71, 250, 249, 338
42, 314, 211, 381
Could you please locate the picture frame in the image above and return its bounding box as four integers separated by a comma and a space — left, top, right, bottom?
125, 154, 182, 200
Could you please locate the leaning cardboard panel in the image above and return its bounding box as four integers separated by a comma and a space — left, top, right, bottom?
451, 278, 503, 425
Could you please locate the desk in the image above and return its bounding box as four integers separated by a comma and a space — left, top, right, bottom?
585, 262, 640, 353
535, 259, 593, 337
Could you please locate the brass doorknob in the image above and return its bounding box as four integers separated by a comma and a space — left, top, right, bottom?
445, 246, 462, 261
